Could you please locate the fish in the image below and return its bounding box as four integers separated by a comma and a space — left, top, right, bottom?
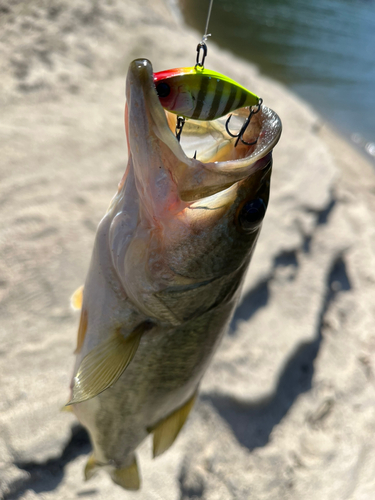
68, 58, 281, 490
154, 66, 259, 120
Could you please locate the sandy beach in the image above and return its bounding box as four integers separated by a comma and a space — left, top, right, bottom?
1, 1, 375, 498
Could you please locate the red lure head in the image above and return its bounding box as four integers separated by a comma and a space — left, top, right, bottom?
153, 67, 197, 116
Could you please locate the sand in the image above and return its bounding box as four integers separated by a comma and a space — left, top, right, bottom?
1, 0, 375, 498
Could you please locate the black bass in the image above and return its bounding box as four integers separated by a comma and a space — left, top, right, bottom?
68, 58, 281, 490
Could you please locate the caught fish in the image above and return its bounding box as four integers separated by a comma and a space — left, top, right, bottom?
68, 58, 281, 490
154, 66, 259, 120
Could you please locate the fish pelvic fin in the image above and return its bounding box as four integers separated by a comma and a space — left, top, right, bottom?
149, 391, 197, 458
110, 457, 141, 491
71, 285, 84, 310
67, 322, 153, 405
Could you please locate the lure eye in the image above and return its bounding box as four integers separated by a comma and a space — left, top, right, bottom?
156, 82, 170, 98
238, 198, 267, 233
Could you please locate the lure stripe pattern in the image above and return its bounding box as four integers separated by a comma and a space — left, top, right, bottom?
193, 78, 244, 121
237, 89, 248, 110
221, 84, 238, 118
207, 78, 225, 121
192, 76, 211, 120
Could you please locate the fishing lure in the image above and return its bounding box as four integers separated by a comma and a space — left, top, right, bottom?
154, 66, 259, 122
154, 0, 262, 147
154, 41, 262, 146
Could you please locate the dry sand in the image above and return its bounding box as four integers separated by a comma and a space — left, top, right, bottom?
1, 1, 375, 499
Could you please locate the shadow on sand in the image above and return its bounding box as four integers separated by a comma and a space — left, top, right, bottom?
203, 252, 351, 450
8, 200, 345, 496
8, 426, 92, 499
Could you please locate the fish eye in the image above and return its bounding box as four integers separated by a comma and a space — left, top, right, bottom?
238, 198, 267, 233
156, 82, 170, 98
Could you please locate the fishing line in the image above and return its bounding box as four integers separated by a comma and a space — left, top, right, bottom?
195, 0, 214, 69
203, 0, 214, 44
198, 0, 263, 148
176, 0, 214, 143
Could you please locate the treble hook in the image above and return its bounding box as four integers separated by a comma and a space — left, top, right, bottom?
175, 115, 185, 142
225, 98, 263, 147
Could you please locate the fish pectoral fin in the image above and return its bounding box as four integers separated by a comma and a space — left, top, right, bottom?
67, 322, 152, 405
148, 391, 197, 458
71, 285, 84, 310
111, 457, 140, 491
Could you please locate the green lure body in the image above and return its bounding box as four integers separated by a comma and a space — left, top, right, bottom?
154, 66, 259, 121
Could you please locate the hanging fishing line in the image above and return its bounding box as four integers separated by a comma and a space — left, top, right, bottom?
203, 0, 214, 43
195, 0, 214, 69
175, 0, 214, 144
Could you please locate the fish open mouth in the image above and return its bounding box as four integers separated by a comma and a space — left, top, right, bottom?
107, 59, 283, 324
125, 59, 281, 204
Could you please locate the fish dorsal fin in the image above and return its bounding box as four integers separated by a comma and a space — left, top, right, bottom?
60, 403, 74, 413
75, 308, 88, 354
110, 457, 140, 491
149, 392, 197, 458
71, 285, 84, 310
67, 322, 152, 405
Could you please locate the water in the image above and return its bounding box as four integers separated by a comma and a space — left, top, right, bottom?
180, 0, 375, 161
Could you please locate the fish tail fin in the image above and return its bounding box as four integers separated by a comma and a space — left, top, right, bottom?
110, 456, 141, 491
85, 454, 141, 490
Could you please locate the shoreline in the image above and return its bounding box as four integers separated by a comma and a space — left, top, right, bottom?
177, 0, 375, 167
